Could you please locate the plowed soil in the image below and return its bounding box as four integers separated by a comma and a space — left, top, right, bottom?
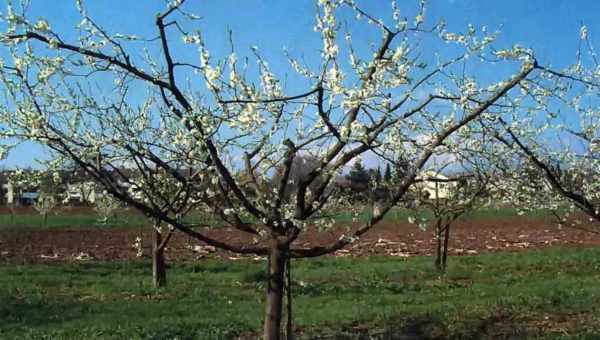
2, 214, 600, 263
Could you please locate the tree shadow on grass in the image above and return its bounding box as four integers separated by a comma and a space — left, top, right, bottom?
307, 311, 532, 340
0, 293, 253, 339
0, 297, 92, 331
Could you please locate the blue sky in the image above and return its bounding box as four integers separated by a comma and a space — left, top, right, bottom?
1, 0, 599, 168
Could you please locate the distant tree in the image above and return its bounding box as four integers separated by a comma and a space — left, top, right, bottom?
94, 192, 121, 225
383, 164, 392, 183
8, 169, 60, 227
393, 156, 411, 182
34, 192, 57, 227
373, 166, 382, 185
347, 159, 370, 189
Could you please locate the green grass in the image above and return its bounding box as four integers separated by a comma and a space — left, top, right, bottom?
0, 211, 149, 230
0, 206, 555, 232
1, 247, 600, 339
462, 206, 563, 220
0, 210, 224, 231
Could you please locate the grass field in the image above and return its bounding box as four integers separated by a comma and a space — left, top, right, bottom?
0, 206, 555, 231
2, 246, 600, 339
0, 209, 213, 231
0, 211, 146, 230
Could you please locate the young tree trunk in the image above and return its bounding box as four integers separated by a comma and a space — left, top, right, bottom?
43, 212, 48, 227
441, 223, 451, 273
263, 241, 287, 340
152, 228, 167, 288
285, 256, 294, 340
435, 218, 443, 272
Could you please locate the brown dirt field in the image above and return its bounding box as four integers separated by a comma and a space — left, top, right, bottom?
1, 216, 600, 264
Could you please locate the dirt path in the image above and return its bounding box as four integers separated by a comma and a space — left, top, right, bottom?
1, 216, 599, 263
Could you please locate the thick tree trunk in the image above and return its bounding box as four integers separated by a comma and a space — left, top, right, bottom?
263, 242, 287, 340
152, 228, 167, 288
441, 223, 451, 273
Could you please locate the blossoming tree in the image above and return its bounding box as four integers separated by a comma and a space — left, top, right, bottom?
474, 26, 600, 231
7, 168, 61, 226
407, 169, 491, 273
0, 0, 581, 338
492, 110, 600, 229
94, 191, 120, 225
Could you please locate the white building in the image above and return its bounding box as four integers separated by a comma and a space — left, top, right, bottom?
414, 171, 457, 200
2, 182, 39, 205
2, 182, 14, 204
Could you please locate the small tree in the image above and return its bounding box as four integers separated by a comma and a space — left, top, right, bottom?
409, 170, 490, 273
125, 168, 200, 288
8, 168, 61, 227
34, 191, 57, 227
94, 191, 120, 225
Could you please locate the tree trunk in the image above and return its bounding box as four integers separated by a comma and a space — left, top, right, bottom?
441, 223, 451, 273
43, 212, 48, 227
435, 218, 442, 272
263, 241, 287, 340
152, 228, 167, 288
285, 256, 294, 340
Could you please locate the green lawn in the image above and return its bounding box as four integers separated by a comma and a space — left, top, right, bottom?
0, 206, 556, 232
1, 247, 600, 339
0, 211, 148, 230
0, 210, 220, 231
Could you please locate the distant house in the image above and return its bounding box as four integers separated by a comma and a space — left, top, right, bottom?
0, 169, 99, 206
2, 182, 40, 206
20, 192, 40, 205
414, 171, 457, 200
0, 166, 163, 207
1, 182, 14, 205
